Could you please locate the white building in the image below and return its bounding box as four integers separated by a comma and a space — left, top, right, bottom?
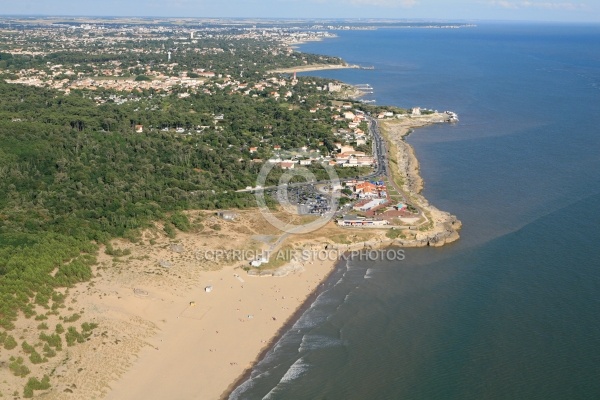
337, 215, 389, 227
353, 198, 387, 212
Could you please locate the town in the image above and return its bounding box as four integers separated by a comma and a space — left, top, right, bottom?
1, 17, 462, 232
0, 17, 460, 231
0, 16, 465, 399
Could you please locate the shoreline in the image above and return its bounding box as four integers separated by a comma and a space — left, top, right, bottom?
5, 117, 461, 400
222, 115, 462, 398
97, 225, 351, 400
268, 63, 359, 74
221, 256, 345, 399
379, 114, 462, 247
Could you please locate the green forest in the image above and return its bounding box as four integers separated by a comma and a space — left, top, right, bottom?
0, 75, 367, 329
0, 22, 413, 395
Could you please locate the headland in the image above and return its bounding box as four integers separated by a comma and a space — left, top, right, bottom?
21, 114, 461, 400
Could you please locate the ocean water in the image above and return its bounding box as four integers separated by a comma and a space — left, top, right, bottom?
230, 23, 600, 399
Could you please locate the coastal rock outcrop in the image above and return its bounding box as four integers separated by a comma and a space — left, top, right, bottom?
380, 115, 462, 247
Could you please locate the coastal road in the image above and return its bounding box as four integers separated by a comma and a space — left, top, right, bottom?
236, 112, 430, 226
236, 114, 386, 195
365, 115, 432, 227
233, 109, 442, 233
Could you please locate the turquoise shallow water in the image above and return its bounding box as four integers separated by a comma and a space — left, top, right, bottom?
231, 23, 600, 399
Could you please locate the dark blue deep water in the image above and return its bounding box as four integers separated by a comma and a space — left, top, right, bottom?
231, 23, 600, 399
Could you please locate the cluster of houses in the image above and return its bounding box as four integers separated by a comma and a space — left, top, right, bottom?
265, 153, 322, 169
331, 144, 374, 168
6, 59, 348, 107
336, 179, 416, 227
5, 62, 206, 94
2, 21, 335, 60
258, 141, 375, 170
347, 180, 387, 198
331, 107, 372, 153
3, 21, 345, 101
244, 104, 373, 169
349, 180, 389, 212
332, 107, 366, 126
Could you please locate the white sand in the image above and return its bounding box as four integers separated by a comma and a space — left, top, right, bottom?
0, 114, 462, 399
102, 259, 335, 400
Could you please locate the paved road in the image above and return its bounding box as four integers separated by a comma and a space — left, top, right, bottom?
237, 115, 386, 194
237, 114, 429, 227
241, 112, 432, 231
369, 116, 430, 226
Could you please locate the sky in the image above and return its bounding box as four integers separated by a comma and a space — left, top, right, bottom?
1, 0, 599, 23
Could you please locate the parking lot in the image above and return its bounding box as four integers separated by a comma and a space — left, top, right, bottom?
267, 184, 333, 216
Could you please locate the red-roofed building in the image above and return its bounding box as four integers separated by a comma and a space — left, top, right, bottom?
355, 182, 377, 194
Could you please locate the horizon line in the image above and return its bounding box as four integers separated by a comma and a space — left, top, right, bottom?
0, 15, 598, 25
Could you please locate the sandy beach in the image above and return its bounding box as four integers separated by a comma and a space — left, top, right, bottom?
17, 211, 383, 400
268, 63, 358, 74
103, 257, 337, 400
0, 114, 461, 400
